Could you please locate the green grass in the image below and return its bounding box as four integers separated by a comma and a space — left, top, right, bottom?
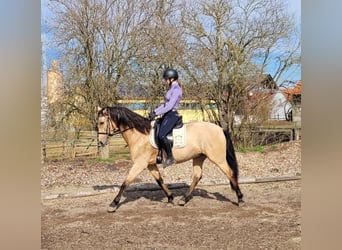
237, 145, 265, 153
89, 152, 131, 163
90, 157, 116, 163
110, 153, 131, 161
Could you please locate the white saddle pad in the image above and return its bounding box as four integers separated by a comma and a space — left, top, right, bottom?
149, 122, 186, 149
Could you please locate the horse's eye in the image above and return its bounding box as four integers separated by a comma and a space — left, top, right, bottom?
99, 122, 104, 125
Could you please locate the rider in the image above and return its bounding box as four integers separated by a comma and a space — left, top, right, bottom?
148, 69, 183, 168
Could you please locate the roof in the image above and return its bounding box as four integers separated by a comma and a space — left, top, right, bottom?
282, 80, 302, 100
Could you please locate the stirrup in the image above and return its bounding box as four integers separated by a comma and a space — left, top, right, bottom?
156, 149, 162, 164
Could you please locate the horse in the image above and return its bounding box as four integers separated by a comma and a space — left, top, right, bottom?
97, 106, 244, 212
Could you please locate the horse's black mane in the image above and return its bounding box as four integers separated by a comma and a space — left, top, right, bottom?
101, 106, 151, 134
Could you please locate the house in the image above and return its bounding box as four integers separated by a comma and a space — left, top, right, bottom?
241, 74, 293, 123
282, 80, 302, 102
282, 80, 302, 122
269, 91, 292, 120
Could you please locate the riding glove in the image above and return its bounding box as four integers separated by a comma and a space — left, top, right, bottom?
148, 111, 156, 121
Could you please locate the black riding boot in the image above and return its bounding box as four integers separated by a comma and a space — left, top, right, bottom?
156, 149, 162, 164
160, 137, 175, 168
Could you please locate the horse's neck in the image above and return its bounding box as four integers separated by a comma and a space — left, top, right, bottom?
121, 128, 146, 147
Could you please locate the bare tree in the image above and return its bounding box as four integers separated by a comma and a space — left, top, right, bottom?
180, 0, 300, 142
124, 0, 188, 111
43, 0, 300, 149
47, 0, 152, 129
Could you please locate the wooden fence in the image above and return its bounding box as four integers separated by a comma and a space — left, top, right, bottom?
41, 125, 301, 162
251, 125, 301, 145
41, 134, 129, 161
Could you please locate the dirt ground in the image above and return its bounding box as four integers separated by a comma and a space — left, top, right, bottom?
41, 180, 301, 249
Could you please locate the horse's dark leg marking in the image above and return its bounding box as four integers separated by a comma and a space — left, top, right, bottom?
228, 175, 244, 204
147, 164, 174, 203
179, 155, 205, 206
179, 175, 202, 205
206, 155, 244, 205
226, 172, 244, 205
222, 129, 244, 204
108, 182, 126, 212
236, 185, 244, 204
107, 162, 148, 212
156, 179, 174, 203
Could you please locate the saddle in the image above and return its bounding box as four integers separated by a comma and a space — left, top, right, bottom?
150, 116, 186, 163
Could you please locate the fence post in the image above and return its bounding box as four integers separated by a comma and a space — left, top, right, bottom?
292, 123, 300, 140
41, 139, 46, 163
62, 139, 66, 157
99, 137, 109, 159
72, 140, 76, 158
293, 128, 300, 140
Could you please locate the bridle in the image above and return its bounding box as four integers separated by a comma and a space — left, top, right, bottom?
97, 113, 132, 136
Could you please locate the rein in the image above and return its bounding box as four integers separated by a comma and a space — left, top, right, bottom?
98, 127, 132, 136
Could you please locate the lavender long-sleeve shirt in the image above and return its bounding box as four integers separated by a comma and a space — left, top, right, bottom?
154, 82, 182, 116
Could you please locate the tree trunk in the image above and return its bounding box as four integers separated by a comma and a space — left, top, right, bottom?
99, 144, 109, 159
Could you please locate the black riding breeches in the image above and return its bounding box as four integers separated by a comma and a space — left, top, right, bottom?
158, 111, 179, 140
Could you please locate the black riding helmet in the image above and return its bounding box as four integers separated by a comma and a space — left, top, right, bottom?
163, 69, 178, 80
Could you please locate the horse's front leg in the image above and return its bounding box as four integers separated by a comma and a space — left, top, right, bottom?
107, 182, 127, 212
107, 162, 147, 213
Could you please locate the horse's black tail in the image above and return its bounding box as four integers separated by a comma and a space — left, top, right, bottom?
223, 129, 239, 190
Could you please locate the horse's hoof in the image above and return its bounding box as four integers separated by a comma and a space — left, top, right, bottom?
178, 199, 186, 206
168, 195, 174, 203
107, 205, 117, 213
235, 199, 245, 207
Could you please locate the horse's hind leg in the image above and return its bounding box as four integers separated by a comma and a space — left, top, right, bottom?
147, 164, 174, 203
179, 155, 206, 206
214, 161, 243, 205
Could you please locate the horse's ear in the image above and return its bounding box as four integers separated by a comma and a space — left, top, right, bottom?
97, 106, 102, 111
102, 107, 109, 115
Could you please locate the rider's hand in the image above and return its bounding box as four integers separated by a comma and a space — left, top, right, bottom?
148, 111, 156, 121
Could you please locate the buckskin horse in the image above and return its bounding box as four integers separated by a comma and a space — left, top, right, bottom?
97, 106, 243, 212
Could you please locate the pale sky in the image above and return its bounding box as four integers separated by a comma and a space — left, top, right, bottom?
288, 0, 301, 24
41, 0, 301, 84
